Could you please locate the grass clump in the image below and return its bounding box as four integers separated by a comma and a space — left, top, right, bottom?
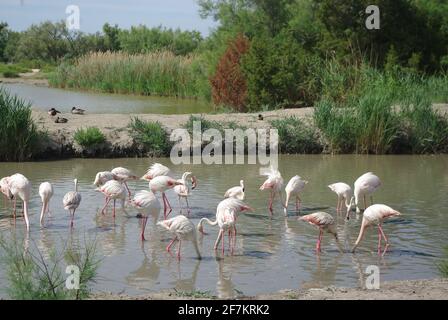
0, 63, 30, 77
271, 117, 322, 154
174, 289, 215, 299
0, 87, 41, 161
129, 117, 171, 157
313, 66, 448, 154
439, 247, 448, 278
74, 127, 106, 149
50, 51, 207, 99
0, 236, 100, 300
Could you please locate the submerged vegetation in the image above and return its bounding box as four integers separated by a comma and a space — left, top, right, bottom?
0, 236, 100, 300
0, 87, 42, 161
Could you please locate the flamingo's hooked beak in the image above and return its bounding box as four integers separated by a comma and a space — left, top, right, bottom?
191, 176, 197, 190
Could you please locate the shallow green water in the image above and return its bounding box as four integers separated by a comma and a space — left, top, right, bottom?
0, 155, 447, 298
1, 83, 212, 114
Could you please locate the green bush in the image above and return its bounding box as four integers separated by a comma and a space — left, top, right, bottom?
0, 87, 41, 161
271, 117, 322, 154
242, 33, 320, 110
129, 117, 171, 157
0, 236, 100, 300
74, 127, 106, 148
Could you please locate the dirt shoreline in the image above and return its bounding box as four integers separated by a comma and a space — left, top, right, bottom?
90, 278, 448, 300
31, 108, 314, 158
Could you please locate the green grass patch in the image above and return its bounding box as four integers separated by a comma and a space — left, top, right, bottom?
129, 117, 171, 157
74, 127, 106, 148
271, 117, 322, 154
173, 289, 215, 299
0, 87, 42, 161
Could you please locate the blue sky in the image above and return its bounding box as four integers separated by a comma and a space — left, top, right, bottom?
0, 0, 217, 35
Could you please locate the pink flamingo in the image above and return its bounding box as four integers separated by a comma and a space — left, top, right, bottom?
197, 198, 253, 254
173, 172, 197, 216
149, 176, 182, 219
7, 174, 31, 231
129, 190, 161, 241
141, 163, 170, 181
284, 175, 308, 215
0, 177, 13, 205
63, 179, 82, 228
224, 180, 245, 200
260, 167, 284, 213
96, 180, 126, 217
38, 182, 53, 226
299, 212, 340, 253
354, 172, 381, 213
111, 167, 138, 199
157, 215, 201, 260
328, 182, 355, 219
352, 204, 401, 255
93, 171, 117, 187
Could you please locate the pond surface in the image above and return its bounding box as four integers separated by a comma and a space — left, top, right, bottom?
0, 155, 447, 298
1, 83, 212, 114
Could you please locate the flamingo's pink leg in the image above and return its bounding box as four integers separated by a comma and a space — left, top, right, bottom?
101, 197, 111, 214
378, 224, 388, 243
377, 225, 382, 255
124, 182, 131, 199
268, 190, 273, 213
214, 230, 223, 251
165, 193, 173, 216
113, 199, 116, 218
141, 217, 148, 241
222, 231, 225, 255
166, 236, 177, 252
13, 198, 17, 219
185, 197, 191, 216
316, 229, 323, 253
177, 240, 182, 260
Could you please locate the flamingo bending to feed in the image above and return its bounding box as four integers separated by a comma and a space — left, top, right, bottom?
173, 172, 197, 215
284, 175, 308, 215
141, 163, 171, 181
7, 174, 31, 231
96, 180, 126, 217
224, 180, 245, 200
129, 190, 161, 241
352, 204, 401, 255
149, 176, 182, 219
63, 179, 82, 228
197, 198, 253, 254
93, 171, 117, 187
259, 167, 284, 213
328, 182, 354, 219
157, 215, 201, 260
0, 177, 13, 204
111, 167, 138, 198
38, 182, 53, 226
354, 172, 381, 213
299, 212, 340, 253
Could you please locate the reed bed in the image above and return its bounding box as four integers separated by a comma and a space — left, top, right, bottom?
50, 51, 205, 98
0, 87, 41, 161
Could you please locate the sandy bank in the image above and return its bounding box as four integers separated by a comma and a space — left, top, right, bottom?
90, 278, 448, 300
31, 108, 314, 157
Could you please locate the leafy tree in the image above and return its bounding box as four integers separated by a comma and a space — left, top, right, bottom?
0, 22, 8, 62
103, 23, 121, 51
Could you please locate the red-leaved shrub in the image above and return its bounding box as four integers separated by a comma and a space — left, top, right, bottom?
210, 34, 250, 111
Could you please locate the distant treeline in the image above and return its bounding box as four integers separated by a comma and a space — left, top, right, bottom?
1, 0, 448, 111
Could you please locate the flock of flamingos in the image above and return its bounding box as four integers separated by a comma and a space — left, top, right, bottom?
0, 163, 401, 259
